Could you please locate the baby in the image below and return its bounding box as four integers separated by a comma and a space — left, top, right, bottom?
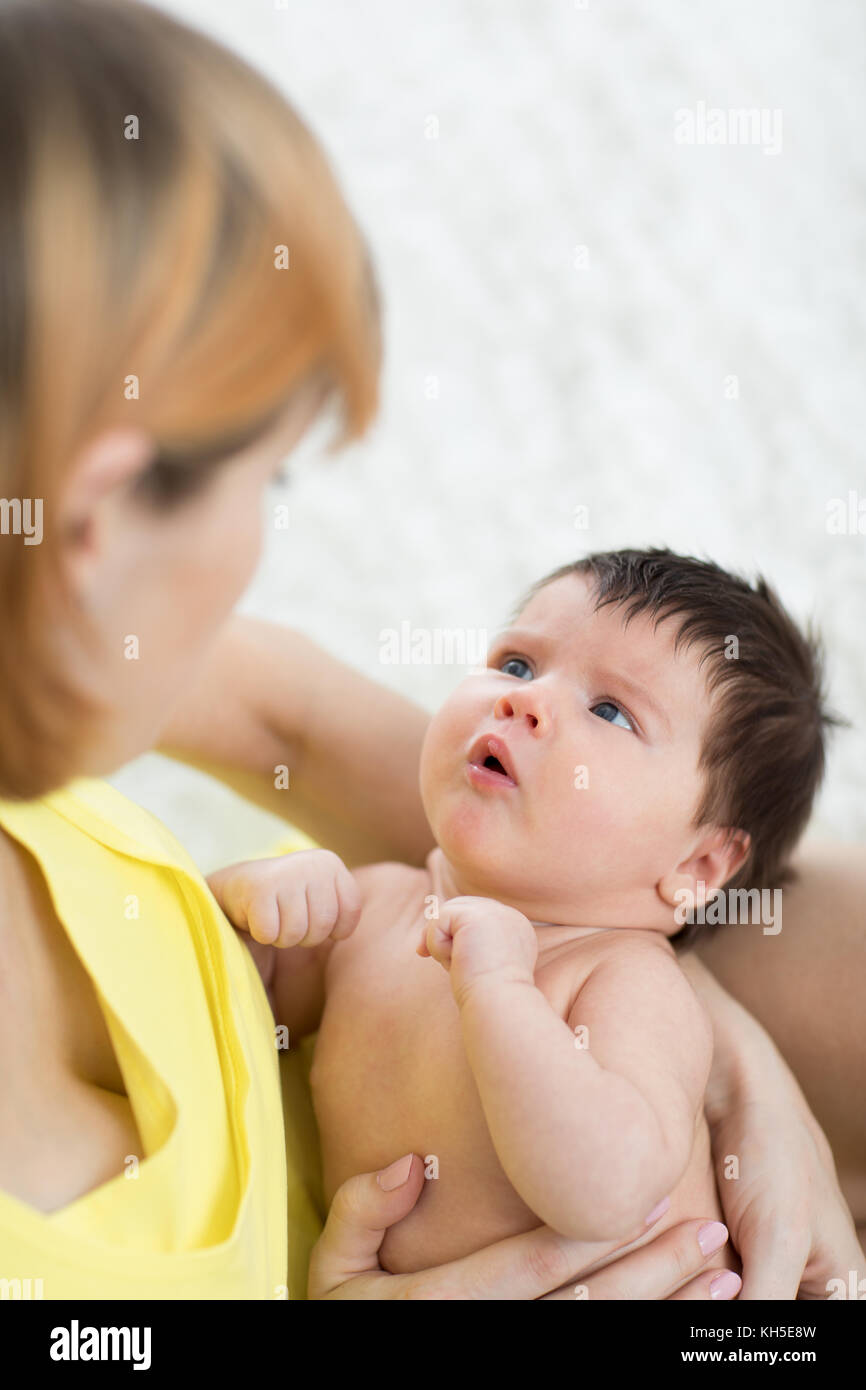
208, 548, 832, 1284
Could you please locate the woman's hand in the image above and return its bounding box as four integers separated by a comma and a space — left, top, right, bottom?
705, 1076, 863, 1300
307, 1154, 742, 1300
682, 950, 863, 1299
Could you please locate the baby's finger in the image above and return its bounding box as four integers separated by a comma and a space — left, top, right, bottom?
245, 888, 282, 945
208, 870, 254, 937
419, 918, 453, 968
416, 916, 442, 958
270, 887, 311, 948
331, 863, 363, 941
302, 874, 342, 946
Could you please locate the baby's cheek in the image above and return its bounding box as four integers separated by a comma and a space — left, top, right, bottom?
420, 700, 469, 790
544, 756, 615, 827
550, 765, 652, 862
418, 724, 443, 806
606, 774, 686, 873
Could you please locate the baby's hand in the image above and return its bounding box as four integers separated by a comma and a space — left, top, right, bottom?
207, 849, 361, 949
417, 896, 538, 1002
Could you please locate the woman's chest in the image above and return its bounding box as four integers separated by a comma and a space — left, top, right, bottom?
0, 1060, 143, 1213
0, 837, 142, 1210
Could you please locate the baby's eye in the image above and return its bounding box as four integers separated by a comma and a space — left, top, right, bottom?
590, 701, 634, 732
499, 656, 533, 680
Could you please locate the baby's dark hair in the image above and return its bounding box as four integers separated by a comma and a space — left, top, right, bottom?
521, 549, 842, 927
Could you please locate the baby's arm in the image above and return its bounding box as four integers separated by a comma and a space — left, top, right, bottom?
207, 849, 361, 1038
421, 897, 711, 1242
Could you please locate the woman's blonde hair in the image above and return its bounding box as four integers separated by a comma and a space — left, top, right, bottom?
0, 0, 381, 799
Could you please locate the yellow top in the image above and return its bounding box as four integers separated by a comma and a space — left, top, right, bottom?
0, 777, 325, 1299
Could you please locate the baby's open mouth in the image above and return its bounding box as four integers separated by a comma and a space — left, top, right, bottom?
467, 735, 518, 787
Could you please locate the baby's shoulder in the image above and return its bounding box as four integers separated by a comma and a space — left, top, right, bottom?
585, 929, 701, 992
568, 931, 711, 1037
566, 932, 713, 1091
590, 927, 679, 963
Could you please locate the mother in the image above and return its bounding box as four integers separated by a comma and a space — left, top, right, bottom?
0, 0, 861, 1300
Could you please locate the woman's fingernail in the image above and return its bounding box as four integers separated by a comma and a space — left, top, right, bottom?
644, 1196, 670, 1225
698, 1221, 729, 1256
710, 1270, 742, 1300
377, 1154, 414, 1191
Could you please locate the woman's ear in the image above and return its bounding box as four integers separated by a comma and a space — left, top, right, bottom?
60, 428, 156, 592
657, 826, 751, 909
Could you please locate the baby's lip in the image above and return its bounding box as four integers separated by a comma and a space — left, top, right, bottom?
467, 734, 519, 785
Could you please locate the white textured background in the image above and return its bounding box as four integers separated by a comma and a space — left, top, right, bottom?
110, 0, 866, 871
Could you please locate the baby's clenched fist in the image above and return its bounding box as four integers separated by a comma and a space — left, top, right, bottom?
207, 849, 361, 948
417, 895, 538, 1003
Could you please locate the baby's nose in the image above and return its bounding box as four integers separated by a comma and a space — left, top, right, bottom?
493, 689, 551, 734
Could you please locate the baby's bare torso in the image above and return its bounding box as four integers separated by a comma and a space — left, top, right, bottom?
310, 858, 728, 1277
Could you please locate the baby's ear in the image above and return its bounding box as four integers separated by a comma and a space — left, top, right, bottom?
657, 827, 751, 907
717, 827, 752, 885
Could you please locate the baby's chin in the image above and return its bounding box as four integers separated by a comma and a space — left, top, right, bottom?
431, 814, 564, 901
429, 792, 508, 855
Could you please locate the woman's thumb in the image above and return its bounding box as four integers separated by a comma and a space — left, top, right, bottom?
307, 1154, 425, 1297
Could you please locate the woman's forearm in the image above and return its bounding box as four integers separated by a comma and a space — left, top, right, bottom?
678, 945, 864, 1298
692, 844, 866, 1220
157, 615, 435, 866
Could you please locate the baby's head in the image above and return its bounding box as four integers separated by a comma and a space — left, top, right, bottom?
419, 548, 836, 935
